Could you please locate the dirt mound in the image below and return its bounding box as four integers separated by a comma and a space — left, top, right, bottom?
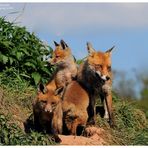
59, 126, 112, 145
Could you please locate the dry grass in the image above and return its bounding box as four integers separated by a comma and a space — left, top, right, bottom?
0, 73, 148, 145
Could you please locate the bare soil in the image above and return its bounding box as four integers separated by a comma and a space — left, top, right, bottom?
59, 126, 112, 145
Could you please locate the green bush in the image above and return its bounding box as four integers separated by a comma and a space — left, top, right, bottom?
0, 17, 54, 86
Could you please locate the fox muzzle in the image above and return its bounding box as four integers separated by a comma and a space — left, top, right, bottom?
95, 71, 110, 81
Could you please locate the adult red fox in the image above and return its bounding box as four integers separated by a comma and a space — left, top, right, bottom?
49, 40, 77, 96
33, 80, 63, 135
77, 42, 115, 127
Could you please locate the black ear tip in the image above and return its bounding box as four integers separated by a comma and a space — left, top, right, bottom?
110, 45, 115, 51
60, 39, 68, 48
60, 39, 64, 43
38, 83, 44, 91
87, 42, 92, 47
60, 39, 66, 45
106, 45, 115, 53
87, 42, 93, 50
54, 41, 59, 46
112, 45, 115, 49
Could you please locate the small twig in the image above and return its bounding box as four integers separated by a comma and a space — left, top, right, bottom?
12, 4, 26, 23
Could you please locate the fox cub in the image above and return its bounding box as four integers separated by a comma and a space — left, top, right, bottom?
77, 42, 115, 127
49, 40, 78, 96
62, 80, 89, 135
33, 80, 89, 136
33, 80, 63, 135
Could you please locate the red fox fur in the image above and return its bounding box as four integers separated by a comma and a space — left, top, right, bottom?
33, 80, 89, 136
49, 40, 77, 96
33, 80, 63, 135
77, 42, 115, 127
62, 81, 89, 135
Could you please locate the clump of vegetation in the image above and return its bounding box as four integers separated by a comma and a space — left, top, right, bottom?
0, 17, 54, 86
0, 114, 56, 145
132, 127, 148, 145
0, 17, 58, 145
137, 74, 148, 119
96, 93, 148, 145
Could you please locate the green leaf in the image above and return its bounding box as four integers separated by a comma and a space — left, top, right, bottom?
20, 73, 31, 78
2, 55, 8, 64
31, 72, 41, 85
24, 62, 36, 69
2, 41, 13, 49
41, 67, 51, 75
9, 57, 14, 65
19, 48, 30, 56
16, 52, 22, 60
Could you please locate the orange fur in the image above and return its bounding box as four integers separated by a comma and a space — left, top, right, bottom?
77, 42, 115, 127
33, 80, 89, 135
33, 80, 63, 134
62, 81, 89, 135
49, 40, 77, 92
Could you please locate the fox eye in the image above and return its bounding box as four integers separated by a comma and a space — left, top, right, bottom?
96, 64, 102, 69
55, 55, 61, 58
51, 102, 56, 105
41, 100, 47, 104
108, 66, 111, 71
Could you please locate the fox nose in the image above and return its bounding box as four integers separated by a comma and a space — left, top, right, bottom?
101, 75, 110, 81
45, 104, 52, 113
95, 71, 110, 81
106, 76, 110, 81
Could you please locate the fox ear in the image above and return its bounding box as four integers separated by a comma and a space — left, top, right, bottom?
105, 46, 115, 54
38, 83, 47, 94
60, 39, 68, 50
87, 42, 96, 55
54, 41, 59, 47
54, 87, 64, 96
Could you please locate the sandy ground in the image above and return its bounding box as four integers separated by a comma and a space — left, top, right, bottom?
58, 126, 111, 145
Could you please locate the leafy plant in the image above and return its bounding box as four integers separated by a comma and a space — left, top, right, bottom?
0, 17, 54, 86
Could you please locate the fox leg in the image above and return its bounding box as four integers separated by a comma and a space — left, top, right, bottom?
100, 91, 114, 127
52, 103, 63, 134
71, 121, 78, 135
104, 93, 115, 127
100, 94, 108, 119
33, 111, 42, 132
103, 99, 109, 119
50, 105, 63, 143
101, 83, 115, 127
87, 96, 96, 125
52, 116, 63, 135
65, 120, 76, 135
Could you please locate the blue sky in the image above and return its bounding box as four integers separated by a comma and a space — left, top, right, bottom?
0, 3, 148, 74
